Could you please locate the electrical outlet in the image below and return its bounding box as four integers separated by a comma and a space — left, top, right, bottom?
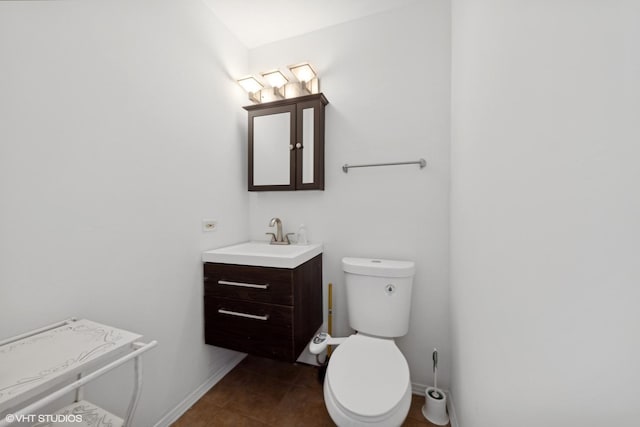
202, 219, 218, 232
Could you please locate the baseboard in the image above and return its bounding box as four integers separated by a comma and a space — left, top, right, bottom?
153, 352, 246, 427
411, 381, 428, 396
446, 389, 459, 427
411, 382, 459, 427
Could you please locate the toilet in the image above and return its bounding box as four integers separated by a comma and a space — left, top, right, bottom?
322, 257, 415, 426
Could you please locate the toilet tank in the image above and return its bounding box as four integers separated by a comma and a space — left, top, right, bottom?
342, 257, 415, 338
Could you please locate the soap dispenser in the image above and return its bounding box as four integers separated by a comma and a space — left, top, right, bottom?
297, 224, 308, 245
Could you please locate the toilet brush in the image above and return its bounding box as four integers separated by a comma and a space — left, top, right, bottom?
430, 350, 442, 399
422, 348, 449, 425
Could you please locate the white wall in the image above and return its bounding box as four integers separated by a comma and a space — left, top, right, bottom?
247, 0, 452, 388
451, 1, 640, 426
0, 0, 249, 425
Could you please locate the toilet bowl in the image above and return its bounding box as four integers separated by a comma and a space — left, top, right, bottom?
316, 257, 415, 426
323, 334, 412, 426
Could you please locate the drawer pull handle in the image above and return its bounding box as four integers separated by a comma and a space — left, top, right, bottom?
218, 280, 269, 290
218, 309, 269, 321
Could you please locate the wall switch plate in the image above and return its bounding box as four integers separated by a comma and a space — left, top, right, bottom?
202, 219, 218, 232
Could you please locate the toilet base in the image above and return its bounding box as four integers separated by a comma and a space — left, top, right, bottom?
323, 374, 411, 426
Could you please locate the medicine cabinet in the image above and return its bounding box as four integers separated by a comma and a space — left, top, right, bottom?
244, 93, 328, 191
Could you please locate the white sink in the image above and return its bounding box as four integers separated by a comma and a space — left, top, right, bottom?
202, 241, 323, 269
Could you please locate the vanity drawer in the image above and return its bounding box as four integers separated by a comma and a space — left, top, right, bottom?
204, 263, 293, 305
204, 297, 295, 360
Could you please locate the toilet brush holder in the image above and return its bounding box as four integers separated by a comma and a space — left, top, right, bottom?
422, 387, 449, 426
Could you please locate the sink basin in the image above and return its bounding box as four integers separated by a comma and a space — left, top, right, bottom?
202, 241, 323, 269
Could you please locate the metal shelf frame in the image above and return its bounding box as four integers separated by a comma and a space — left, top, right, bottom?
0, 318, 157, 427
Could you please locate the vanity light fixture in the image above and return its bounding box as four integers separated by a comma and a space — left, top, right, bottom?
288, 62, 316, 82
237, 76, 263, 103
237, 63, 320, 104
261, 70, 288, 99
261, 70, 289, 88
288, 62, 319, 94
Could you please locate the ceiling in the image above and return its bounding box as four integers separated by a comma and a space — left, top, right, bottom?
203, 0, 416, 49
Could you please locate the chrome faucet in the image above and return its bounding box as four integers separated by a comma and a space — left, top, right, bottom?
266, 217, 293, 245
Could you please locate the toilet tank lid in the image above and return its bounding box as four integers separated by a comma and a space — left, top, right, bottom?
342, 257, 415, 278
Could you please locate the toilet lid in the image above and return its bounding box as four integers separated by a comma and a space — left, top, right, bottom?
327, 334, 409, 418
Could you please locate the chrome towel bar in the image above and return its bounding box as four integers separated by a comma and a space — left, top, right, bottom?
342, 158, 426, 173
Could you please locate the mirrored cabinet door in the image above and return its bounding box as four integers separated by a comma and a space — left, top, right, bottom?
248, 105, 295, 190
296, 97, 325, 190
301, 108, 314, 184
245, 94, 328, 192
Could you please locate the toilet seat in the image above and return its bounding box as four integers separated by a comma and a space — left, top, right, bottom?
325, 334, 410, 423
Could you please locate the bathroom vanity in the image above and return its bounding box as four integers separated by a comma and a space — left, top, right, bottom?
202, 242, 323, 362
244, 93, 328, 191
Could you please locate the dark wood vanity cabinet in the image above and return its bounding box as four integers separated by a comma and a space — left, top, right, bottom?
244, 93, 328, 191
203, 255, 322, 362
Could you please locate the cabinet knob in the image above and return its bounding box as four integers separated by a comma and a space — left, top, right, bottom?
296, 143, 302, 149
289, 144, 294, 151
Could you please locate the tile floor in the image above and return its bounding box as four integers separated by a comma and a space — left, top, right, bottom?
172, 355, 450, 427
